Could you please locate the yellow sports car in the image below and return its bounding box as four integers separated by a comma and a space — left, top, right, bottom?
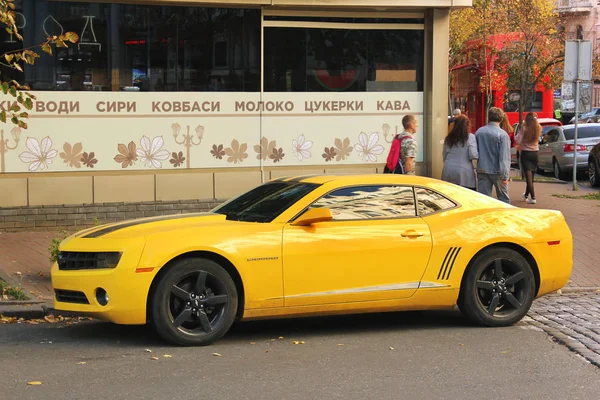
51, 174, 572, 346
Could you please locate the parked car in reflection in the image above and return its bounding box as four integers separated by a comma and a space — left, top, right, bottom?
588, 141, 600, 187
568, 108, 600, 124
510, 118, 562, 167
537, 124, 600, 180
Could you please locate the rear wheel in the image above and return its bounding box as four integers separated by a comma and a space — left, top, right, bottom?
459, 248, 535, 327
590, 157, 600, 187
553, 159, 567, 181
151, 257, 238, 346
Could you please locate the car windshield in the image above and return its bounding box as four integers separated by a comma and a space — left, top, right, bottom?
564, 126, 600, 141
212, 181, 320, 223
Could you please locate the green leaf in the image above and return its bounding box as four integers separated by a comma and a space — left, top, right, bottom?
10, 103, 20, 112
41, 43, 52, 55
23, 98, 33, 110
10, 115, 18, 125
19, 112, 29, 118
18, 120, 27, 129
0, 111, 6, 123
8, 86, 17, 96
1, 82, 9, 94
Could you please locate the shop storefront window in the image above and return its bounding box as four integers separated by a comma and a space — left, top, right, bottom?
264, 28, 424, 92
0, 1, 260, 92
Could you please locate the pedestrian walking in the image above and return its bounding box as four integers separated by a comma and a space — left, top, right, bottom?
515, 112, 541, 204
442, 115, 478, 190
474, 107, 512, 203
384, 114, 418, 175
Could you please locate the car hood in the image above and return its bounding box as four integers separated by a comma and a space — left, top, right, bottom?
73, 212, 231, 239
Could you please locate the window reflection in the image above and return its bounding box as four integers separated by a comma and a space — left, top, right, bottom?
264, 28, 424, 92
0, 1, 260, 92
311, 185, 416, 220
415, 188, 456, 215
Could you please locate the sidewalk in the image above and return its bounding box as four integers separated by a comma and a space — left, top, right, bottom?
0, 179, 599, 308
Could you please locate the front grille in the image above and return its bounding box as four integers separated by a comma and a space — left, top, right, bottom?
57, 251, 121, 270
55, 289, 89, 304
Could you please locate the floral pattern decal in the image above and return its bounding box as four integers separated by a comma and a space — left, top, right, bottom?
333, 137, 353, 161
292, 134, 312, 161
59, 142, 84, 168
81, 152, 98, 168
224, 140, 248, 164
270, 147, 285, 163
18, 136, 58, 171
354, 132, 384, 162
322, 146, 337, 162
211, 144, 225, 160
170, 151, 185, 167
114, 141, 138, 168
254, 137, 276, 161
136, 135, 170, 169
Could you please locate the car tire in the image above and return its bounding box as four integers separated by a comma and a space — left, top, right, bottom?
150, 257, 238, 346
590, 157, 600, 188
553, 159, 567, 181
459, 247, 535, 327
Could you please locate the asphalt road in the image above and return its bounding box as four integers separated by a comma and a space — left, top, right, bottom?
2, 309, 599, 400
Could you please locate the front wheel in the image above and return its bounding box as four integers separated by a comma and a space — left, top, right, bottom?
151, 257, 238, 346
459, 248, 535, 327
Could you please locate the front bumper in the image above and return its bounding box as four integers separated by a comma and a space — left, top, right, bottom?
51, 236, 154, 325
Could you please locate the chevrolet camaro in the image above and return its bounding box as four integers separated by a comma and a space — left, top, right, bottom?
51, 174, 573, 346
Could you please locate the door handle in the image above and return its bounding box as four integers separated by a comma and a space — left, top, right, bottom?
401, 230, 423, 238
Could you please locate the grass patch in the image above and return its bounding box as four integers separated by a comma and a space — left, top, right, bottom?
511, 175, 562, 183
552, 192, 600, 200
0, 278, 28, 301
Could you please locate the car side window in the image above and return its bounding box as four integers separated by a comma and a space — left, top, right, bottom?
415, 188, 456, 216
310, 185, 416, 220
544, 129, 560, 144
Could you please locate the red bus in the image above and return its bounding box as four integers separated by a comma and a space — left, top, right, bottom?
450, 34, 554, 130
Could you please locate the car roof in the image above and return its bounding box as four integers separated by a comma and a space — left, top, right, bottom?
271, 173, 455, 185
538, 118, 562, 125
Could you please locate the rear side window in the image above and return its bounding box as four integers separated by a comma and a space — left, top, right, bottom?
310, 185, 416, 220
564, 126, 600, 140
415, 188, 456, 216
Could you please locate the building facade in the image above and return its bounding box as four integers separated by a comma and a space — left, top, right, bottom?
557, 0, 600, 106
0, 0, 467, 231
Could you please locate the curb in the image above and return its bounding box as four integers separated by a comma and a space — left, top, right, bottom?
560, 286, 600, 293
0, 302, 80, 320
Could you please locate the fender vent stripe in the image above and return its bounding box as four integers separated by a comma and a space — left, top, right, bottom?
437, 247, 462, 280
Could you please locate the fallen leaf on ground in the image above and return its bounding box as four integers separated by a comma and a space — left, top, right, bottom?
212, 353, 222, 357
278, 336, 284, 339
150, 356, 159, 360
76, 362, 86, 365
163, 355, 172, 358
500, 351, 510, 354
249, 341, 257, 345
27, 381, 42, 385
144, 349, 152, 353
337, 344, 345, 346
38, 271, 44, 276
389, 346, 395, 350
15, 272, 22, 276
291, 340, 305, 345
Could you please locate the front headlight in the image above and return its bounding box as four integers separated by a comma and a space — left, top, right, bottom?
57, 252, 123, 270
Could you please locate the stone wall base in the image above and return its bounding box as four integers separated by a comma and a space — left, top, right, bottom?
0, 199, 223, 233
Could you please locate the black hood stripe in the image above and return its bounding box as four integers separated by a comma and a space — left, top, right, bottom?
82, 212, 211, 238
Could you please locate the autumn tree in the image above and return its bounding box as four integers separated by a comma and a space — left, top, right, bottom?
495, 0, 564, 125
449, 0, 511, 119
0, 0, 78, 129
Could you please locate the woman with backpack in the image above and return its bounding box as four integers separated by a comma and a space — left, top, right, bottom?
441, 115, 479, 190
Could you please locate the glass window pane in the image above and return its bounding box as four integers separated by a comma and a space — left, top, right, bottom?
415, 188, 456, 215
0, 2, 260, 92
264, 28, 424, 92
311, 185, 416, 220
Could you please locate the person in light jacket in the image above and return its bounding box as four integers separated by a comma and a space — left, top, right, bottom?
442, 115, 479, 190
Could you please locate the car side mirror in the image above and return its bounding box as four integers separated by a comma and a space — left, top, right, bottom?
291, 208, 333, 226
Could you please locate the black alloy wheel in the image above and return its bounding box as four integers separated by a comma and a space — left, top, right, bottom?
589, 157, 600, 187
459, 248, 535, 327
151, 257, 237, 346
